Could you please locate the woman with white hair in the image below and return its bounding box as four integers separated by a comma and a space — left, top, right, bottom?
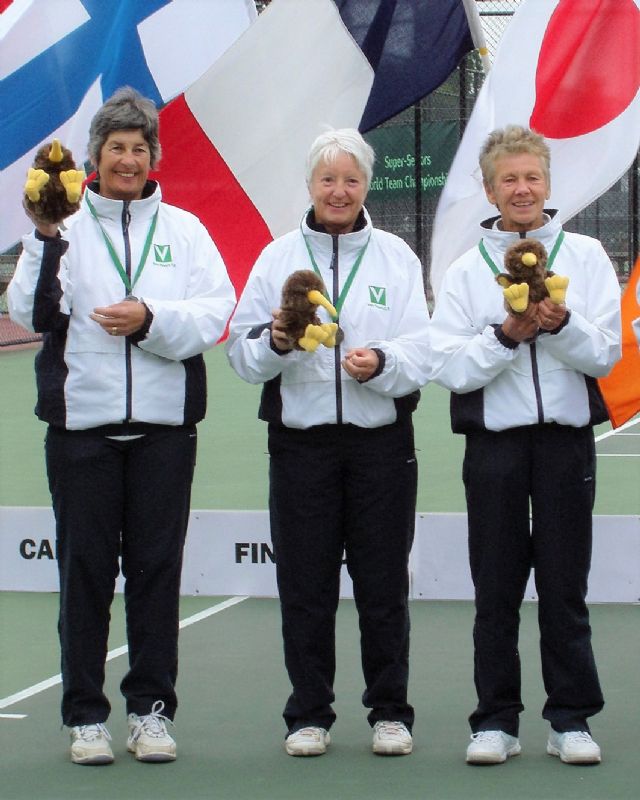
227, 128, 431, 757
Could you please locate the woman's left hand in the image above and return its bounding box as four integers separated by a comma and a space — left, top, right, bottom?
342, 347, 379, 383
90, 300, 148, 337
537, 297, 567, 331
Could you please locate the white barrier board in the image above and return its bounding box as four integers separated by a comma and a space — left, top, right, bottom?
1, 507, 638, 602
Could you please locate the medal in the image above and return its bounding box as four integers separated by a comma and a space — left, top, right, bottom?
124, 295, 139, 302
334, 326, 345, 346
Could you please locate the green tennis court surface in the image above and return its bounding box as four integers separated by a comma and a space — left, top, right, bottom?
1, 594, 638, 800
1, 344, 638, 800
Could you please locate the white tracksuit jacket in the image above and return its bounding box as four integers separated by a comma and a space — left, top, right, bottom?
429, 212, 621, 432
226, 209, 431, 429
8, 181, 236, 430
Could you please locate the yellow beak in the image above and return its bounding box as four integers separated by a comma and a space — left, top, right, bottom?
307, 289, 337, 319
49, 139, 64, 163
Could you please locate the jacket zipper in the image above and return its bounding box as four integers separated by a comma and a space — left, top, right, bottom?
529, 341, 545, 424
331, 234, 343, 424
122, 202, 133, 422
516, 229, 545, 425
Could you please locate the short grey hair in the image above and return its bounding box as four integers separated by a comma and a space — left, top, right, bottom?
479, 125, 550, 189
306, 128, 375, 191
88, 86, 161, 169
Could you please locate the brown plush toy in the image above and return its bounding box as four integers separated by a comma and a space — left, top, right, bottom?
24, 139, 85, 224
497, 238, 569, 314
278, 269, 339, 352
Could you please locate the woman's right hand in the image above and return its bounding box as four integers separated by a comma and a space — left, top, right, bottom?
501, 303, 539, 342
271, 309, 294, 352
23, 199, 59, 238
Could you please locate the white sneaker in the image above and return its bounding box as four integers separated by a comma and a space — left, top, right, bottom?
127, 700, 176, 762
547, 730, 601, 764
285, 726, 330, 756
466, 730, 521, 764
69, 723, 114, 765
372, 721, 413, 755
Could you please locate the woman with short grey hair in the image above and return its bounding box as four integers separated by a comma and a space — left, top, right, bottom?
429, 124, 620, 766
9, 86, 235, 766
87, 86, 162, 168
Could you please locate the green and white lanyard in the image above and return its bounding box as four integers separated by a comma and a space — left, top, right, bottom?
301, 224, 371, 332
85, 193, 158, 298
478, 230, 565, 275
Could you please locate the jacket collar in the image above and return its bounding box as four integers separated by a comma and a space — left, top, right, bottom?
480, 209, 562, 251
301, 206, 372, 252
305, 206, 368, 234
83, 180, 161, 224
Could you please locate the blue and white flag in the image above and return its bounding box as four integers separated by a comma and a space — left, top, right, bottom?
0, 0, 256, 252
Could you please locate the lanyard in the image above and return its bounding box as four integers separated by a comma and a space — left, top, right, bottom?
301, 227, 371, 320
479, 230, 565, 276
85, 193, 158, 295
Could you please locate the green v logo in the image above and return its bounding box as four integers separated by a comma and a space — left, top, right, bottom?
153, 244, 173, 263
368, 285, 387, 306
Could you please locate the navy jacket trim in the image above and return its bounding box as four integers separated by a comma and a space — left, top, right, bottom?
585, 376, 610, 426
182, 354, 207, 425
32, 236, 69, 333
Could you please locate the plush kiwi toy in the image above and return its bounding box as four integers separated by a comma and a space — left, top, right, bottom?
278, 269, 339, 352
497, 238, 569, 314
23, 139, 85, 224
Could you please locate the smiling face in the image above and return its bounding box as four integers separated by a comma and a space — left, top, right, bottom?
484, 152, 550, 233
308, 151, 368, 235
96, 129, 151, 201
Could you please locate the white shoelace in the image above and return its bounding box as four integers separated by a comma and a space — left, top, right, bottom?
130, 700, 174, 741
292, 727, 324, 741
74, 723, 112, 742
375, 721, 410, 739
562, 731, 594, 744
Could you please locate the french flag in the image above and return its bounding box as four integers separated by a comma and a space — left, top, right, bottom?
156, 0, 478, 298
430, 0, 640, 297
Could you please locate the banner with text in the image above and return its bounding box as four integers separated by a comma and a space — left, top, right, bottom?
1, 508, 637, 602
365, 122, 458, 202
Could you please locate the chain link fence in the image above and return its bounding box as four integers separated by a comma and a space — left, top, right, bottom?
2, 0, 637, 344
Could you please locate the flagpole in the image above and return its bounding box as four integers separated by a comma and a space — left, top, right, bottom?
461, 0, 491, 74
631, 153, 639, 264
414, 100, 423, 269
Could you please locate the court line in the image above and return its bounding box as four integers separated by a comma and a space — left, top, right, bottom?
595, 416, 640, 443
0, 596, 249, 712
597, 454, 639, 457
